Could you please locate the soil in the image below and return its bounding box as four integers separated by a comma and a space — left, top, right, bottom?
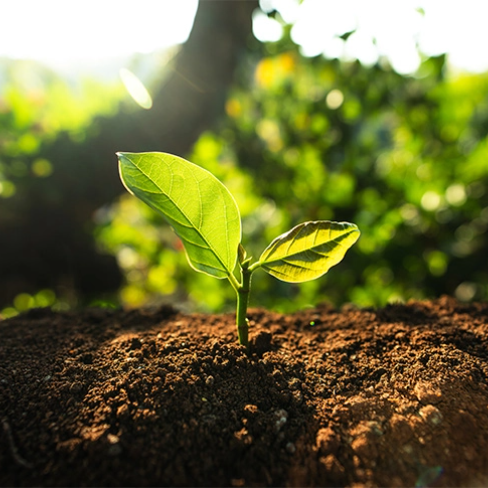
1, 296, 488, 487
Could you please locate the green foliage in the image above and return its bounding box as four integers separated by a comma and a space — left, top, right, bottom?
0, 60, 124, 198
1, 289, 58, 319
118, 151, 359, 345
0, 60, 126, 313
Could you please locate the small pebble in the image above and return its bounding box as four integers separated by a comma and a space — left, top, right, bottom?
315, 427, 339, 454
414, 381, 442, 404
419, 404, 443, 426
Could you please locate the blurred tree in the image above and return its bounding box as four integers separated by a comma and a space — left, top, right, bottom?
0, 0, 259, 307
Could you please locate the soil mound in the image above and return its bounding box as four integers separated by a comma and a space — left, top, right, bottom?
1, 296, 488, 486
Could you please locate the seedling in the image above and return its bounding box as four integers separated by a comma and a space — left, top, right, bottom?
117, 152, 360, 347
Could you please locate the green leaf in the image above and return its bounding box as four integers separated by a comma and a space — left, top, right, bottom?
117, 152, 241, 279
258, 220, 360, 283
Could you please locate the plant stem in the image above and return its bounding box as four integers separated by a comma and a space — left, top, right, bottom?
227, 271, 240, 294
236, 265, 252, 348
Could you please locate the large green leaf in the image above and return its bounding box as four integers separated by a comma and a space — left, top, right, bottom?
258, 221, 360, 283
117, 152, 241, 279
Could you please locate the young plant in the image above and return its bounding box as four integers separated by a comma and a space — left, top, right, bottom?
117, 152, 360, 347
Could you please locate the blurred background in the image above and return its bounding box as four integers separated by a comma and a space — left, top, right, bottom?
1, 0, 488, 317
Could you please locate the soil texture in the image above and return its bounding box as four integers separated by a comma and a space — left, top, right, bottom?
1, 296, 488, 487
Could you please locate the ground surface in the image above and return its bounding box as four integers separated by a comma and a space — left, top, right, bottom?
1, 296, 488, 487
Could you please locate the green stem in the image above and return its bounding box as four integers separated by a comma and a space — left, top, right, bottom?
227, 271, 240, 294
236, 265, 252, 348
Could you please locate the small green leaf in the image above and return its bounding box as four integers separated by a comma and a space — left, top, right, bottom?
117, 152, 241, 279
258, 221, 360, 283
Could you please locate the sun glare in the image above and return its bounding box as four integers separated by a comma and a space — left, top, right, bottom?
0, 0, 198, 62
259, 0, 488, 74
119, 68, 153, 109
1, 0, 487, 76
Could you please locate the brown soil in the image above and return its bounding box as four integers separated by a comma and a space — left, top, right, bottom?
1, 296, 487, 487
